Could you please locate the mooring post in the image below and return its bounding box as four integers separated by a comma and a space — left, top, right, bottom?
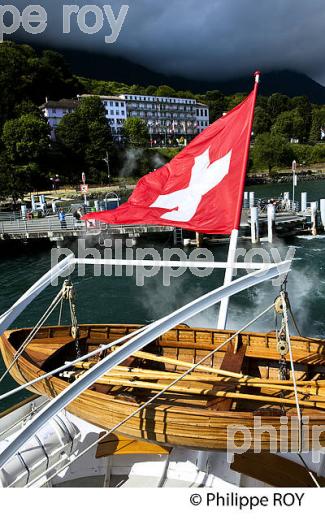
94, 200, 100, 212
249, 192, 255, 208
320, 199, 325, 230
250, 206, 259, 244
311, 201, 318, 236
243, 192, 249, 209
195, 232, 201, 248
301, 192, 307, 213
267, 203, 276, 243
283, 192, 290, 211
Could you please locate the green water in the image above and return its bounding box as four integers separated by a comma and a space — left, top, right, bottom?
1, 180, 325, 412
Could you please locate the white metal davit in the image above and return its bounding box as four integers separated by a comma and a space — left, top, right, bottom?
0, 255, 291, 469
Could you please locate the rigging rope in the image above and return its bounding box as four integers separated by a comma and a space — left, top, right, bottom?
281, 291, 303, 453
0, 290, 64, 384
297, 453, 321, 488
0, 280, 78, 384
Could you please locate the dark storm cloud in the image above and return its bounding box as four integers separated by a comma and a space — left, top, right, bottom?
8, 0, 325, 83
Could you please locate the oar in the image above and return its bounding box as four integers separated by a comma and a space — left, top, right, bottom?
84, 374, 325, 410
75, 360, 325, 391
75, 363, 322, 397
108, 349, 325, 387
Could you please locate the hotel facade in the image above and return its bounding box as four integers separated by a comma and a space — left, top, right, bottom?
41, 94, 210, 143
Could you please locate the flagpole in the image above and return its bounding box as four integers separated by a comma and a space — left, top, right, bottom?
217, 71, 261, 330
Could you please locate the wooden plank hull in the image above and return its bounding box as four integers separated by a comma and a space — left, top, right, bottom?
2, 324, 325, 451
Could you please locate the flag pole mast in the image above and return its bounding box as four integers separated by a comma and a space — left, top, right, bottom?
217, 71, 261, 330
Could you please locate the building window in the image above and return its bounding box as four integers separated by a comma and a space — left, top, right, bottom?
110, 110, 114, 115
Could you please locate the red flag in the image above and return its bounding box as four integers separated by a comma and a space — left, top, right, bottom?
84, 79, 259, 234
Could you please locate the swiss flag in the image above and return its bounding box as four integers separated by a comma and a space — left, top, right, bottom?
84, 83, 258, 234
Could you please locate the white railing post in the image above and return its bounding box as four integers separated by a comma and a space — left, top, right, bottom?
320, 199, 325, 231
267, 203, 276, 243
301, 192, 307, 213
311, 201, 318, 236
250, 206, 259, 244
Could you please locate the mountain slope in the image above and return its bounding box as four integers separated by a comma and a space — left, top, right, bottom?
13, 40, 325, 103
58, 48, 325, 103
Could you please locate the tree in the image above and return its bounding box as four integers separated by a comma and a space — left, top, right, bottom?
56, 112, 88, 157
2, 114, 50, 192
76, 95, 108, 123
2, 114, 50, 163
0, 42, 81, 126
14, 100, 46, 120
309, 107, 325, 143
226, 93, 247, 111
253, 106, 272, 136
76, 97, 113, 177
291, 96, 312, 141
156, 85, 176, 98
267, 93, 291, 122
204, 91, 226, 122
122, 118, 150, 147
253, 133, 293, 173
271, 109, 305, 141
56, 96, 113, 182
145, 85, 158, 96
0, 42, 35, 125
175, 90, 195, 99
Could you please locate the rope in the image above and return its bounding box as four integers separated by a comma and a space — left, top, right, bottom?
23, 302, 275, 488
0, 290, 64, 384
0, 325, 149, 402
297, 453, 321, 488
58, 298, 64, 326
281, 291, 303, 452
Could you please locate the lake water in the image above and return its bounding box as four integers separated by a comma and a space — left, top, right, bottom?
1, 180, 325, 412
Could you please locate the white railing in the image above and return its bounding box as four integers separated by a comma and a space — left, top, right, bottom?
0, 217, 83, 234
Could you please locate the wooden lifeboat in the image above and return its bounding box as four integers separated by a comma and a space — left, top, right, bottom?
1, 323, 325, 451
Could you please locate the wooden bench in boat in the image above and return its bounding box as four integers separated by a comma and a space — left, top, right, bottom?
24, 334, 88, 366
208, 336, 247, 411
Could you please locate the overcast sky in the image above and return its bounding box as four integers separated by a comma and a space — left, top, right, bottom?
10, 0, 325, 84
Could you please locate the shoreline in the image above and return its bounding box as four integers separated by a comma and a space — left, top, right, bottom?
246, 172, 325, 185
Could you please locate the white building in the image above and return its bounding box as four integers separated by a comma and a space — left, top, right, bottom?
120, 94, 209, 143
40, 99, 79, 139
196, 103, 210, 133
40, 94, 209, 143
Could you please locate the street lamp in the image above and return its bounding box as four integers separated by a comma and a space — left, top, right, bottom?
104, 152, 110, 185
292, 160, 297, 211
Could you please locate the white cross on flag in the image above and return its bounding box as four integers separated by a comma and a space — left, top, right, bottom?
84, 79, 259, 234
